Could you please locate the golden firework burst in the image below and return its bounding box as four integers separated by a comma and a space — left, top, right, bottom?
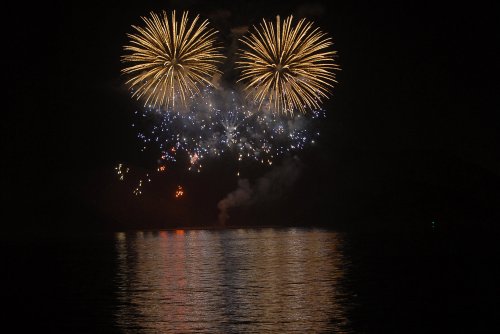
122, 11, 224, 109
237, 15, 339, 115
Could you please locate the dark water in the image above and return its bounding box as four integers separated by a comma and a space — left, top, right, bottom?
3, 227, 496, 333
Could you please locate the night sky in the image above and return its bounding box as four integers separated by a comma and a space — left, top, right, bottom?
5, 1, 498, 234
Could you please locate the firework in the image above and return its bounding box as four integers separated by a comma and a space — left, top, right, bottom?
122, 11, 224, 109
237, 15, 339, 115
134, 87, 324, 172
116, 88, 324, 196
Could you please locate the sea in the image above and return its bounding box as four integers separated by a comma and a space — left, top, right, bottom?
2, 227, 496, 333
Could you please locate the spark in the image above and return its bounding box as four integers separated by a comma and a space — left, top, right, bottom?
133, 179, 143, 196
115, 163, 129, 181
175, 185, 184, 198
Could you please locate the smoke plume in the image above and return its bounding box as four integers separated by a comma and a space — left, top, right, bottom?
217, 157, 302, 225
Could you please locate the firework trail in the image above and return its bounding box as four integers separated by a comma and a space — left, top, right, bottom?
237, 15, 339, 115
122, 10, 224, 109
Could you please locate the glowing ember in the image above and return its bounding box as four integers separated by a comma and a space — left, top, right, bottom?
175, 185, 184, 198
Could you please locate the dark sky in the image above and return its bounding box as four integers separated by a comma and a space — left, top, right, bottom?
5, 1, 498, 233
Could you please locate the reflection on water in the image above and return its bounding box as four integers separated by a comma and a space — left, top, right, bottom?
115, 228, 352, 333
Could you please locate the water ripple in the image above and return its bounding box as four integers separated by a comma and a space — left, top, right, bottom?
114, 228, 352, 333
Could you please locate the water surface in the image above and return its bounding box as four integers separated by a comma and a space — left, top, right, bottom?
4, 226, 489, 333
114, 228, 352, 333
